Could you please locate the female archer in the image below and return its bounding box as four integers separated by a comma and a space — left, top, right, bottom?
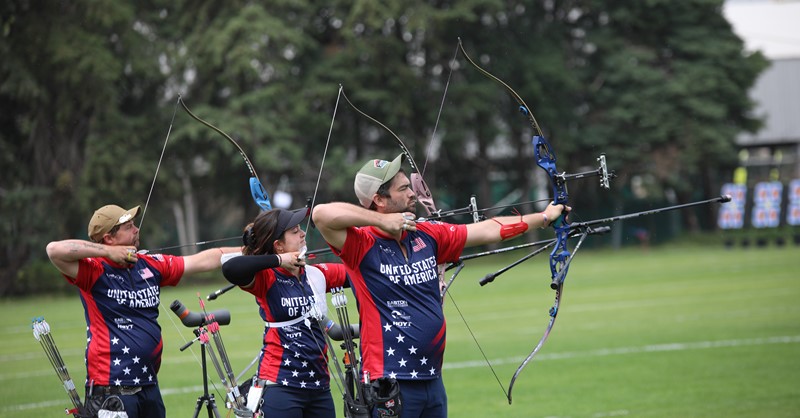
222, 207, 352, 418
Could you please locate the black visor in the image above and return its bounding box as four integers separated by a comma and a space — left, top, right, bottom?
267, 207, 308, 246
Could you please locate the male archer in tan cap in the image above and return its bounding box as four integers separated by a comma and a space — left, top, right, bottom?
312, 154, 568, 418
46, 204, 239, 418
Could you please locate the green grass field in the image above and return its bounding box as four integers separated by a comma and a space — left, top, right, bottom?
2, 242, 798, 417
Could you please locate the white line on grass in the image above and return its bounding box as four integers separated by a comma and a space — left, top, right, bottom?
442, 335, 800, 369
3, 335, 798, 413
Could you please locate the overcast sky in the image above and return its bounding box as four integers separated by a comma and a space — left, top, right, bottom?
723, 0, 800, 59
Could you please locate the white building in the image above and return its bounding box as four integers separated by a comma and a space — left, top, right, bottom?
724, 0, 800, 181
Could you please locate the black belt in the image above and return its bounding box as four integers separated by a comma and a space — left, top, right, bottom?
92, 385, 143, 396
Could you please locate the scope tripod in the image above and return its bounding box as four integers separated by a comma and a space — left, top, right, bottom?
190, 332, 222, 418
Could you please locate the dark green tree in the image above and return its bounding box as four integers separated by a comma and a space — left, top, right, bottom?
0, 0, 768, 295
572, 0, 768, 229
0, 1, 169, 294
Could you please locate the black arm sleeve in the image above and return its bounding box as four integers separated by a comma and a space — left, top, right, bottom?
221, 254, 281, 286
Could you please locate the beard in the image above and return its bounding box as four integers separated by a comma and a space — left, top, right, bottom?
395, 198, 416, 214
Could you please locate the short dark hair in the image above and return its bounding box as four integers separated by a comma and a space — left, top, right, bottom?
369, 169, 406, 210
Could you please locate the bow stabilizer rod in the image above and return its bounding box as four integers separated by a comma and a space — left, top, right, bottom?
571, 195, 732, 230
441, 235, 561, 298
480, 225, 611, 287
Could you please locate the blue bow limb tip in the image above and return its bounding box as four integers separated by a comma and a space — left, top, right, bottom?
249, 177, 272, 211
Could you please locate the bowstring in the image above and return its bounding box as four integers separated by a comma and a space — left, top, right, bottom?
444, 289, 509, 399
430, 39, 511, 399
421, 42, 461, 177
136, 94, 221, 399
303, 85, 342, 235
138, 95, 180, 232
298, 85, 351, 400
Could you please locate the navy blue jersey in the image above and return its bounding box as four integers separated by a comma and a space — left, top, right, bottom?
66, 254, 184, 386
244, 263, 348, 389
333, 222, 467, 381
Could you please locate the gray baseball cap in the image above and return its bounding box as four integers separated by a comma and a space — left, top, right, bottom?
354, 154, 404, 208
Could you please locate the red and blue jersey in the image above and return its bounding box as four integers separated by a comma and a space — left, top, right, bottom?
244, 263, 348, 389
333, 221, 467, 381
65, 254, 184, 387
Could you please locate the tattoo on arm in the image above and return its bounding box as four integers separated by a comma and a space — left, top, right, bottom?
66, 241, 103, 255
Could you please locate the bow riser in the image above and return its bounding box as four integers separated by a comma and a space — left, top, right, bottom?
534, 135, 574, 289
533, 135, 568, 206
410, 173, 437, 217
548, 239, 571, 289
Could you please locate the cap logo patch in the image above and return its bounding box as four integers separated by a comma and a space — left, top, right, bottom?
118, 213, 133, 223
373, 159, 389, 168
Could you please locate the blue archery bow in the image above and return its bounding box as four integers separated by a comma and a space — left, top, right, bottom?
457, 39, 606, 403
